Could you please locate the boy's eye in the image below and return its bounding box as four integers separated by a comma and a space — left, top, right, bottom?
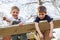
13, 12, 18, 13
42, 14, 44, 15
39, 14, 44, 15
13, 12, 15, 13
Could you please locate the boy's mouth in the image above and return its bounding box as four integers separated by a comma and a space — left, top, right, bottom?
13, 15, 18, 17
13, 15, 18, 19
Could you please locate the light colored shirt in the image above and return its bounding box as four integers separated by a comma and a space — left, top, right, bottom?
7, 16, 25, 25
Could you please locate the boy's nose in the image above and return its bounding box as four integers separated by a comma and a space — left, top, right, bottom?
40, 15, 43, 17
14, 12, 17, 14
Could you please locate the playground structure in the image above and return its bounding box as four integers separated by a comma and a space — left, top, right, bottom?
0, 20, 60, 40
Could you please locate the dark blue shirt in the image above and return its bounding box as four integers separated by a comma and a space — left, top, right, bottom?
34, 15, 53, 23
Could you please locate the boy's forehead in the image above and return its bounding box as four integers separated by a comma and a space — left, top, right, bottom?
12, 9, 19, 11
38, 12, 46, 14
11, 9, 19, 12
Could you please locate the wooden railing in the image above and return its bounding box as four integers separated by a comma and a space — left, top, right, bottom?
0, 20, 60, 36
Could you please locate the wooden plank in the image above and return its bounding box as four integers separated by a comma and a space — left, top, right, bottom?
0, 23, 35, 36
0, 20, 60, 36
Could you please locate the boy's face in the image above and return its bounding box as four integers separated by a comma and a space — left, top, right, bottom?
11, 9, 19, 19
38, 12, 46, 19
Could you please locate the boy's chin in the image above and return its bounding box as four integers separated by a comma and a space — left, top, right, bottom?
14, 17, 18, 19
40, 18, 44, 19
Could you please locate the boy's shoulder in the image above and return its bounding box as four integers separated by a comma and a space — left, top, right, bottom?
45, 15, 53, 19
18, 16, 25, 23
45, 15, 50, 18
7, 16, 15, 21
18, 17, 24, 20
34, 16, 40, 23
44, 15, 53, 22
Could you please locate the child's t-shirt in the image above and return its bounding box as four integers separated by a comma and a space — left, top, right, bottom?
34, 15, 53, 23
8, 17, 25, 25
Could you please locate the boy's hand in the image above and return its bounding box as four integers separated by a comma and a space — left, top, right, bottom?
18, 22, 23, 26
49, 32, 53, 39
3, 17, 6, 20
39, 32, 44, 38
3, 17, 10, 22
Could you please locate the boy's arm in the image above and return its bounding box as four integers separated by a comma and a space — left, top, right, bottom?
49, 21, 54, 38
35, 22, 42, 35
49, 21, 54, 33
3, 17, 10, 23
35, 22, 43, 38
18, 22, 23, 26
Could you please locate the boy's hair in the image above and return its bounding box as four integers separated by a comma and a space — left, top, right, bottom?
11, 6, 20, 11
37, 6, 46, 13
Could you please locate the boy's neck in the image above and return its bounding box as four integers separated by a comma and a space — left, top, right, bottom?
14, 17, 18, 20
11, 16, 18, 20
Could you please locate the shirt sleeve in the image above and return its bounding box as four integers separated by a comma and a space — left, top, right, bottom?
34, 17, 40, 23
20, 17, 25, 24
7, 17, 15, 22
46, 15, 53, 22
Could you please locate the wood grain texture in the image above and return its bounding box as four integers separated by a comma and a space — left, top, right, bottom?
0, 20, 60, 36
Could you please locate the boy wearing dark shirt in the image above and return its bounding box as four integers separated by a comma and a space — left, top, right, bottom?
34, 6, 54, 40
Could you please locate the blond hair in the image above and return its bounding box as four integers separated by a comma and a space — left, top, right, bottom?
11, 6, 20, 11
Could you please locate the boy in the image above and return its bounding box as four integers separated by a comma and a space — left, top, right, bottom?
3, 6, 27, 40
34, 6, 54, 40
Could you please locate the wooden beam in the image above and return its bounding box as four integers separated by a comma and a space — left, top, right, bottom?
0, 20, 60, 36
